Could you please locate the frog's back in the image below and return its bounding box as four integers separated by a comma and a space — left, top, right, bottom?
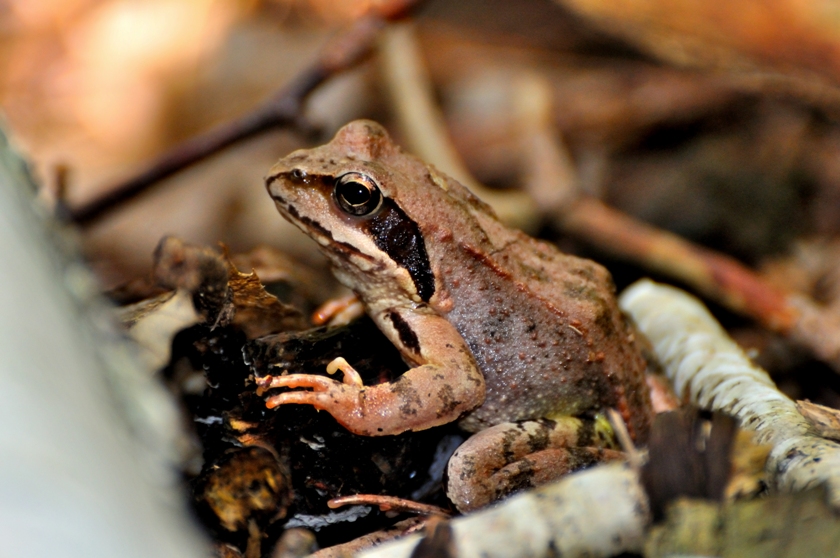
433, 215, 652, 441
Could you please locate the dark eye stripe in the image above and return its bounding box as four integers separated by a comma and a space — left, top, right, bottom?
364, 198, 435, 302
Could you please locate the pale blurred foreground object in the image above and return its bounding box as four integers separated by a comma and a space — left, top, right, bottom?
0, 126, 207, 556
620, 280, 840, 507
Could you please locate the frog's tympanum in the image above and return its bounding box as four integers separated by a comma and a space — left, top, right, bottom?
260, 120, 653, 511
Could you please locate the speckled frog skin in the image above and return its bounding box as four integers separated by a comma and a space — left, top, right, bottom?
259, 121, 653, 507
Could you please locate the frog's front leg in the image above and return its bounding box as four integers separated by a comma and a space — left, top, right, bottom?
257, 306, 485, 436
446, 417, 625, 512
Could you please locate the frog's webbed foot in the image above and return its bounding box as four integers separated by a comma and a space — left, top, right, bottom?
446, 417, 624, 512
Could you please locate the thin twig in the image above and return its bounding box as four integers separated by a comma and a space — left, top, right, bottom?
378, 22, 539, 231
328, 494, 450, 517
606, 408, 644, 470
510, 79, 840, 371
561, 197, 797, 330
560, 197, 840, 372
68, 1, 418, 226
309, 517, 428, 558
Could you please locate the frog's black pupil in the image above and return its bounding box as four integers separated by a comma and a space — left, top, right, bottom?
335, 173, 381, 216
341, 181, 370, 205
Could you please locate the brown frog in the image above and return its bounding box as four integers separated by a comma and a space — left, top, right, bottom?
259, 120, 653, 511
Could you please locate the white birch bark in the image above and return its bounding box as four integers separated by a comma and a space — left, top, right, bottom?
620, 279, 840, 506
360, 463, 649, 558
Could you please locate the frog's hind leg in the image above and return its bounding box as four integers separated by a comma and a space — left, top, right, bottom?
446, 417, 624, 512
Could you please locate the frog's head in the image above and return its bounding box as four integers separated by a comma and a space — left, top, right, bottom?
265, 120, 438, 304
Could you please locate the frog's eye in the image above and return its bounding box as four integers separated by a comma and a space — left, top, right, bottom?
334, 172, 382, 216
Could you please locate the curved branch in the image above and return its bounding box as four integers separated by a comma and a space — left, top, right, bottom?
69, 1, 419, 225
620, 279, 840, 506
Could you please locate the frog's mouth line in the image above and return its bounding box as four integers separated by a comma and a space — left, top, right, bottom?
276, 199, 380, 267
281, 201, 334, 243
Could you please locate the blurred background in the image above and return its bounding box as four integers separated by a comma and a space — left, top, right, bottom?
3, 0, 838, 275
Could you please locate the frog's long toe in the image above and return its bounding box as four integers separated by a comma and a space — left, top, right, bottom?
256, 373, 337, 395
261, 377, 372, 433
264, 389, 337, 410
259, 373, 360, 414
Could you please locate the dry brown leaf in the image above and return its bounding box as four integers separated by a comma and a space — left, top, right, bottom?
153, 236, 230, 320
153, 236, 305, 337
225, 258, 306, 339
195, 446, 293, 533
797, 399, 840, 442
